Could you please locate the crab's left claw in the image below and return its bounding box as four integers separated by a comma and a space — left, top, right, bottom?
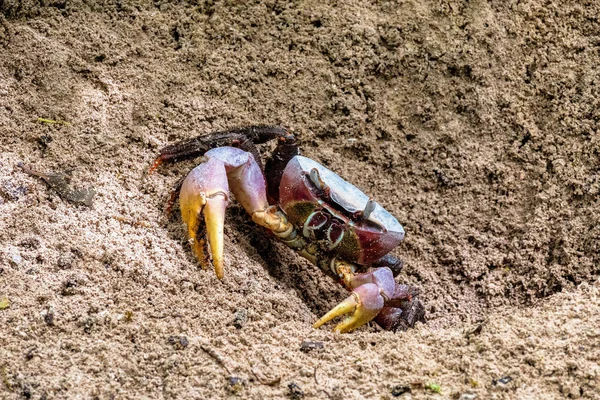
313, 283, 385, 333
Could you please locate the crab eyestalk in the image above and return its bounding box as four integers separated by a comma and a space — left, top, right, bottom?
362, 198, 376, 220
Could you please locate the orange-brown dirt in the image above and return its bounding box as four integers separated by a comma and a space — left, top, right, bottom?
1, 1, 599, 399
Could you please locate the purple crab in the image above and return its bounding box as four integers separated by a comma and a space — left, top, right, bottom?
150, 126, 424, 333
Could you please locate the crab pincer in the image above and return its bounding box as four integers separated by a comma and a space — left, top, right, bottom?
313, 283, 385, 333
179, 147, 269, 279
313, 266, 397, 333
179, 157, 229, 279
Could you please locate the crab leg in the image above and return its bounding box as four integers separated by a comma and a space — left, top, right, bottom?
149, 125, 292, 173
374, 285, 425, 331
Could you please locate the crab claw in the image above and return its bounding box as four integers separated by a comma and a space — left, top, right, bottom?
313, 283, 384, 333
179, 158, 229, 279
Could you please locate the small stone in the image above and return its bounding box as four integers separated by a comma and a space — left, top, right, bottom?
42, 307, 55, 326
0, 180, 28, 201
25, 347, 36, 361
459, 393, 477, 400
57, 254, 74, 269
391, 385, 411, 397
167, 335, 189, 350
10, 253, 22, 266
37, 134, 53, 149
465, 323, 483, 338
232, 308, 248, 329
226, 376, 245, 394
22, 384, 32, 399
492, 376, 512, 386
80, 316, 97, 334
60, 277, 80, 296
288, 382, 304, 399
299, 341, 324, 353
19, 237, 40, 249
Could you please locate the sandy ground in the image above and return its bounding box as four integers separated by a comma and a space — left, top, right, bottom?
1, 1, 599, 399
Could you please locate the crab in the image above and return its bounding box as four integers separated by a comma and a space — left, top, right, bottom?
150, 126, 425, 333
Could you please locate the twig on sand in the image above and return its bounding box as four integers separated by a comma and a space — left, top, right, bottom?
313, 367, 333, 399
17, 163, 95, 206
199, 344, 233, 375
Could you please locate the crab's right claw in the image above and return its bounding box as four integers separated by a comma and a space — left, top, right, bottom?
179, 158, 229, 279
313, 283, 384, 333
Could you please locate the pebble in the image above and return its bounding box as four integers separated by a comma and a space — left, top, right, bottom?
391, 385, 411, 397
226, 376, 245, 394
232, 308, 248, 329
41, 307, 55, 323
0, 180, 28, 201
299, 341, 324, 353
167, 335, 189, 350
288, 382, 304, 399
10, 253, 23, 266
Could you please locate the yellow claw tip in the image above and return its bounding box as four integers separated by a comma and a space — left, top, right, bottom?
204, 196, 227, 280
312, 295, 358, 330
333, 320, 357, 334
214, 263, 224, 280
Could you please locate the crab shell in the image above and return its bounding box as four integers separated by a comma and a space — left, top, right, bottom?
278, 156, 405, 265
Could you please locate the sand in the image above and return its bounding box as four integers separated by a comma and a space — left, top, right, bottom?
1, 1, 599, 399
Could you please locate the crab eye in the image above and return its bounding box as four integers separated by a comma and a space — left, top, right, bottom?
362, 198, 376, 220
302, 211, 329, 238
309, 168, 326, 190
326, 223, 345, 250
